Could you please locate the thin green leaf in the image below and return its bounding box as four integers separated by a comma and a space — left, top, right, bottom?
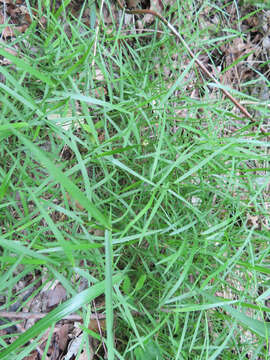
105, 230, 115, 359
61, 93, 129, 114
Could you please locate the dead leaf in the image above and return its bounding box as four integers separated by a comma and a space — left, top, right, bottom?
57, 324, 70, 352
2, 24, 28, 39
127, 0, 140, 8
88, 319, 106, 333
246, 213, 260, 229
47, 283, 67, 308
78, 347, 94, 360
65, 192, 85, 211
0, 43, 17, 65
63, 333, 83, 360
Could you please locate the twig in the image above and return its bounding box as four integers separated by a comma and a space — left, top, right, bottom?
91, 0, 105, 67
0, 307, 184, 322
0, 311, 106, 321
92, 299, 107, 357
116, 0, 255, 122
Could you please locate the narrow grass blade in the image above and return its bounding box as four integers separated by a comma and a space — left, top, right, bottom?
63, 93, 129, 114
105, 230, 114, 359
0, 159, 19, 201
30, 191, 75, 265
53, 0, 73, 18
203, 292, 270, 338
208, 322, 237, 360
162, 250, 196, 305
176, 313, 189, 360
120, 189, 158, 239
160, 57, 197, 106
164, 299, 239, 312
0, 83, 42, 114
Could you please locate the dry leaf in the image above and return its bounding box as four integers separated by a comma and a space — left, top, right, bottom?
63, 333, 83, 360
88, 319, 106, 333
127, 0, 140, 8
47, 283, 67, 307
57, 324, 70, 352
78, 347, 94, 360
2, 24, 28, 39
0, 43, 18, 65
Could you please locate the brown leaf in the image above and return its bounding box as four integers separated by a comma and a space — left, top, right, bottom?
47, 283, 67, 308
78, 347, 94, 360
57, 324, 70, 351
2, 26, 14, 39
88, 319, 106, 333
2, 24, 28, 39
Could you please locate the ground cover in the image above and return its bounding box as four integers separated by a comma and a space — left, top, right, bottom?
0, 0, 269, 359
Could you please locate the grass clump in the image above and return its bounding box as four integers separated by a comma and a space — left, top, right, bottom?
0, 0, 269, 359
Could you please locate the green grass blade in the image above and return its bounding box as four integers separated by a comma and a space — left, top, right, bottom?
105, 230, 115, 360
61, 93, 129, 114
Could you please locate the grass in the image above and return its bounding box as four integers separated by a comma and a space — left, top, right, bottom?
0, 0, 269, 359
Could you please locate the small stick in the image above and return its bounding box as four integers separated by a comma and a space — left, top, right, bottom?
116, 0, 254, 122
92, 299, 107, 357
92, 0, 105, 67
0, 311, 106, 321
0, 308, 182, 322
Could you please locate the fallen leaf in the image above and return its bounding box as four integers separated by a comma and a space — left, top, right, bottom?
57, 324, 70, 352
88, 319, 106, 333
78, 347, 94, 360
63, 333, 83, 360
2, 24, 28, 39
47, 283, 67, 308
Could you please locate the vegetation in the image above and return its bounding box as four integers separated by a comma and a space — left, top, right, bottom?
0, 0, 269, 358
